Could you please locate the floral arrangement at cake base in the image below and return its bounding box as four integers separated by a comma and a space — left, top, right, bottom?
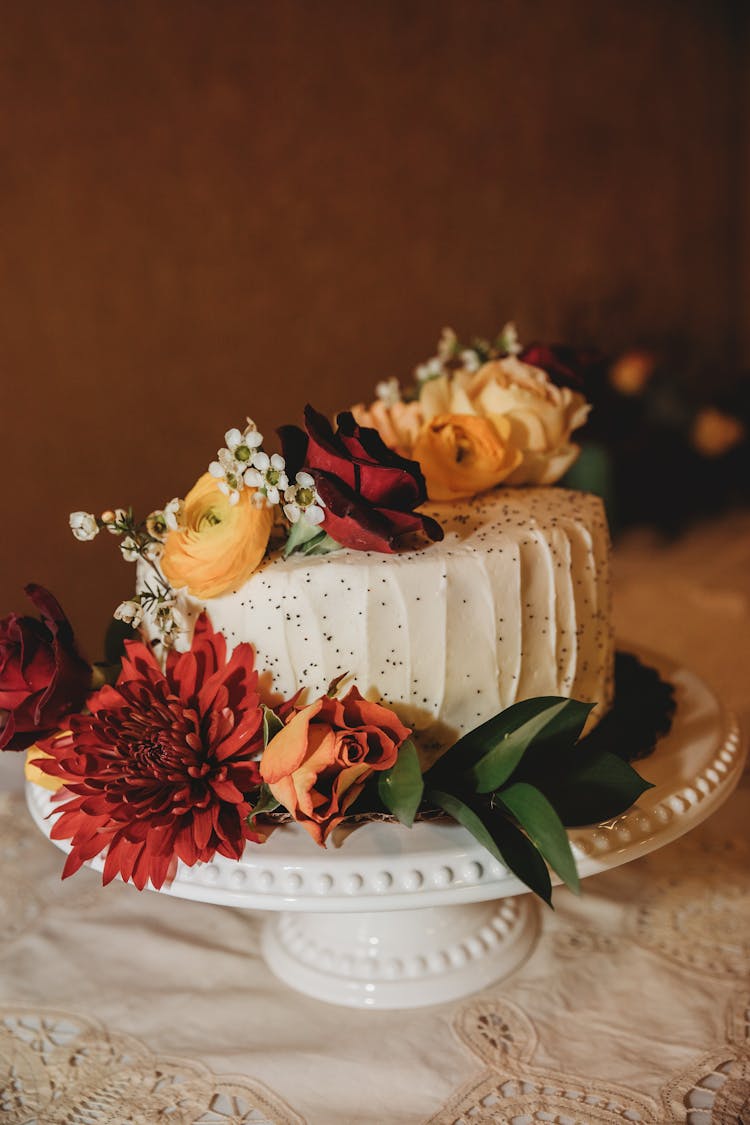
5, 590, 661, 905
2, 323, 675, 904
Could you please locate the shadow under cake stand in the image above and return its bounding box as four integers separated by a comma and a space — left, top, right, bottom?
26, 652, 746, 1010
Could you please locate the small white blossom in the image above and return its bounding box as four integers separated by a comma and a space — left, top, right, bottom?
415, 356, 444, 384
499, 320, 522, 356
375, 377, 402, 405
460, 349, 482, 373
246, 450, 288, 507
283, 472, 325, 526
114, 599, 143, 628
143, 539, 164, 562
69, 511, 99, 542
164, 497, 184, 531
156, 603, 184, 641
120, 536, 140, 562
208, 419, 266, 503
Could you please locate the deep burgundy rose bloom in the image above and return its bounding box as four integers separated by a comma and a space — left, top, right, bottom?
520, 344, 605, 392
0, 584, 90, 752
280, 405, 444, 553
34, 615, 265, 890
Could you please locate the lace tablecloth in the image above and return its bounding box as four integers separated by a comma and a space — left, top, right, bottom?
1, 514, 749, 1124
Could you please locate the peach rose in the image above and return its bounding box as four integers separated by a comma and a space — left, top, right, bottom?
420, 356, 590, 485
412, 413, 522, 501
350, 398, 425, 460
259, 687, 411, 845
161, 473, 273, 600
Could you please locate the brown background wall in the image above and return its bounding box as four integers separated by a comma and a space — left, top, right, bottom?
0, 0, 744, 654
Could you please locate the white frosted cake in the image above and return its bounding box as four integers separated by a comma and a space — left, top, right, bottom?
154, 487, 613, 749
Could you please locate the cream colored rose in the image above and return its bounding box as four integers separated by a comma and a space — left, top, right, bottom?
350, 399, 424, 460
419, 357, 590, 485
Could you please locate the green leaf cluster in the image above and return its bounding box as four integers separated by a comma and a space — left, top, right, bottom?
378, 696, 652, 906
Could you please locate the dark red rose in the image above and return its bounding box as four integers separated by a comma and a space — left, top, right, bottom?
520, 344, 606, 391
0, 584, 90, 752
280, 405, 444, 553
34, 614, 265, 889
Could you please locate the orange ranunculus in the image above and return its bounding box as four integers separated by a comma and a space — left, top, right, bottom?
412, 413, 522, 501
259, 687, 411, 845
161, 473, 273, 600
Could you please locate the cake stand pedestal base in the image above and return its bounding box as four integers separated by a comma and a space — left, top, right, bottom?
261, 897, 539, 1009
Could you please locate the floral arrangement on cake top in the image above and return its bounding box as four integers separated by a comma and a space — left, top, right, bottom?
66, 322, 593, 647
1, 323, 672, 904
352, 323, 591, 498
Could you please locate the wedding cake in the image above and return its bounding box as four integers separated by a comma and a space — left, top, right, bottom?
9, 323, 660, 904
162, 487, 612, 749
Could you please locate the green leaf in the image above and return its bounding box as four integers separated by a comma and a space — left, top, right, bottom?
470, 699, 590, 794
427, 788, 504, 863
303, 533, 341, 556
530, 750, 654, 827
428, 696, 594, 784
488, 814, 553, 905
496, 782, 580, 894
262, 705, 284, 747
426, 788, 552, 904
247, 783, 280, 826
284, 519, 323, 558
378, 739, 424, 827
284, 520, 341, 559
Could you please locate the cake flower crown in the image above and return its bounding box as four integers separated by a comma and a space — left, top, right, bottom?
2, 325, 658, 904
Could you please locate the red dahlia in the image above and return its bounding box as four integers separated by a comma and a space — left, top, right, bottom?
36, 615, 265, 890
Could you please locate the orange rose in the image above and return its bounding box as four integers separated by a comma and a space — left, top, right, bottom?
412, 413, 522, 501
161, 473, 273, 600
259, 687, 411, 845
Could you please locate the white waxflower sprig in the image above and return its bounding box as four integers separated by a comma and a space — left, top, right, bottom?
375, 376, 402, 405
68, 503, 185, 648
412, 321, 524, 392
208, 419, 291, 509
283, 471, 325, 526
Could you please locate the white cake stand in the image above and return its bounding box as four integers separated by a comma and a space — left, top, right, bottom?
26, 652, 745, 1010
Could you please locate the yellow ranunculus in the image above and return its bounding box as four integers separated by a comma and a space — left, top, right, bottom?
412, 414, 522, 501
162, 473, 273, 599
420, 357, 590, 485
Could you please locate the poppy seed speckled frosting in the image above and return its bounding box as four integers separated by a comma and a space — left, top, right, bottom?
147, 487, 613, 751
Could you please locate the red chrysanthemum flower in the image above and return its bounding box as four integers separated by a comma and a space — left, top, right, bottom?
35, 615, 265, 890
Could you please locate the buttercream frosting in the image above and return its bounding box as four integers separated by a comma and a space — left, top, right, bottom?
142, 488, 613, 750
